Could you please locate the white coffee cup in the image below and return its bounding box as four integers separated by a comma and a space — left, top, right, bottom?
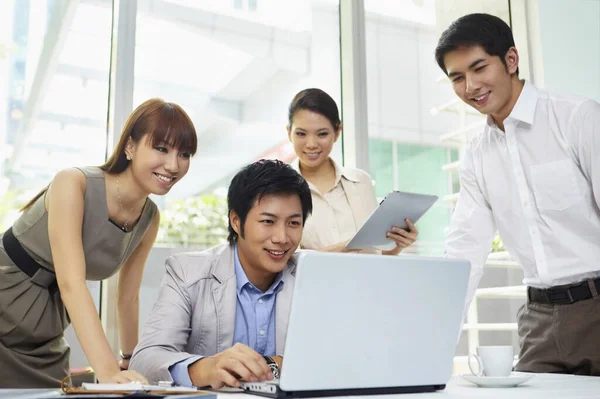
468, 346, 514, 377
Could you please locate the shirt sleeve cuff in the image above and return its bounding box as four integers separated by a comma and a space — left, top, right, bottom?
168, 356, 203, 387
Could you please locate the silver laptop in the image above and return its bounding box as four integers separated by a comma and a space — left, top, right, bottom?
241, 251, 470, 398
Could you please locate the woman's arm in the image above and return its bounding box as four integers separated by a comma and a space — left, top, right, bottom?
117, 211, 160, 369
47, 169, 147, 383
316, 241, 359, 253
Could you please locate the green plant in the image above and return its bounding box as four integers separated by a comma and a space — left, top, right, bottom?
491, 232, 505, 253
157, 194, 229, 248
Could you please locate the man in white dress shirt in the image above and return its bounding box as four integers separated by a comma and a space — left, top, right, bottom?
436, 13, 600, 375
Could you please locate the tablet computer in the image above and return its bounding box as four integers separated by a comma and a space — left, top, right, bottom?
345, 191, 439, 251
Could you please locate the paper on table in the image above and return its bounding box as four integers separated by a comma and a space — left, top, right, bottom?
80, 382, 198, 392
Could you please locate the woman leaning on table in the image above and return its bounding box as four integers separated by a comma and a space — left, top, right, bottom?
287, 88, 419, 253
0, 98, 197, 388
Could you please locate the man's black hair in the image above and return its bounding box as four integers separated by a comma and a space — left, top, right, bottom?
227, 159, 312, 244
435, 13, 518, 75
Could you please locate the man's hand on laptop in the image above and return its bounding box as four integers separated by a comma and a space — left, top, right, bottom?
189, 343, 274, 388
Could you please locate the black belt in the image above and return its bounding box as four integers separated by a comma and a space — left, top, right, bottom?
2, 227, 58, 294
527, 278, 600, 305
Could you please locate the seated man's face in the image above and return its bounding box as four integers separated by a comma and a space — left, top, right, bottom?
234, 193, 303, 279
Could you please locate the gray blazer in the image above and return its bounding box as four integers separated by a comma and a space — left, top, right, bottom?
130, 244, 298, 383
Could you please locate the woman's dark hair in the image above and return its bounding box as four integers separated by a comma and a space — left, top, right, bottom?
288, 88, 341, 131
435, 13, 518, 75
100, 98, 197, 174
21, 98, 197, 211
227, 159, 312, 245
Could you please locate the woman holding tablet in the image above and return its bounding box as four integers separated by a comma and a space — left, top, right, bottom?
286, 88, 418, 254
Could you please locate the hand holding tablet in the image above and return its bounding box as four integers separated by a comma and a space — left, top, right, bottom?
384, 218, 419, 252
345, 191, 438, 251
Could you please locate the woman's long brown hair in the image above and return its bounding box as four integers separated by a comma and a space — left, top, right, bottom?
20, 98, 197, 212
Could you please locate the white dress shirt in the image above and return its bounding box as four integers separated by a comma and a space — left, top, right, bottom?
446, 80, 600, 310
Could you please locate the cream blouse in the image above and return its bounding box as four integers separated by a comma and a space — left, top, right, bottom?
291, 158, 378, 250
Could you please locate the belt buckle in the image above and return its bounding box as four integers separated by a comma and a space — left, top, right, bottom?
546, 288, 574, 304
30, 267, 57, 288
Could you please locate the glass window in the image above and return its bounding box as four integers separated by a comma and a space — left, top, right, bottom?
0, 0, 112, 370
363, 0, 508, 257
538, 0, 600, 101
133, 0, 341, 249
1, 0, 111, 225
364, 0, 514, 373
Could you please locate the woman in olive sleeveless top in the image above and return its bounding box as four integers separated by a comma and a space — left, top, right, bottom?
0, 99, 197, 388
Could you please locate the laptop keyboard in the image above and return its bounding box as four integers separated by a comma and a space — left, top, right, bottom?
240, 379, 280, 395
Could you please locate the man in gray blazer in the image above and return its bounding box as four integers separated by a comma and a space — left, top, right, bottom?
130, 160, 313, 388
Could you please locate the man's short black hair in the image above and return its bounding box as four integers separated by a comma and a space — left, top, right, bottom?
227, 159, 312, 245
435, 13, 518, 75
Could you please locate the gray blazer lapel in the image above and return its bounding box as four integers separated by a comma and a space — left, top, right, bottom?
211, 246, 237, 353
275, 265, 296, 355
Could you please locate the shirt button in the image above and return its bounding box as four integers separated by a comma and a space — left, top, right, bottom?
259, 329, 265, 336
523, 201, 528, 207
258, 299, 263, 304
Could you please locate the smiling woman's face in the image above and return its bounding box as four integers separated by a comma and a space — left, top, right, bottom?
287, 109, 340, 170
125, 133, 191, 196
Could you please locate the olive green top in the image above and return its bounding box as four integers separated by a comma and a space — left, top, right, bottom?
11, 166, 157, 280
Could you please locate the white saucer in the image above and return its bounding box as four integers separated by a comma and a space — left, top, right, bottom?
461, 372, 534, 388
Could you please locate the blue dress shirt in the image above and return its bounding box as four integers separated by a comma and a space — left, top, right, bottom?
169, 244, 284, 386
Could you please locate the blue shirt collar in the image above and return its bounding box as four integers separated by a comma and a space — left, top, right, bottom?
234, 243, 285, 295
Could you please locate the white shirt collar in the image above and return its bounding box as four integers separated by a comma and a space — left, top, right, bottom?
486, 80, 539, 129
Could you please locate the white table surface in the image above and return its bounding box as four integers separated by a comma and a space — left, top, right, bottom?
2, 373, 599, 398
216, 373, 600, 399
